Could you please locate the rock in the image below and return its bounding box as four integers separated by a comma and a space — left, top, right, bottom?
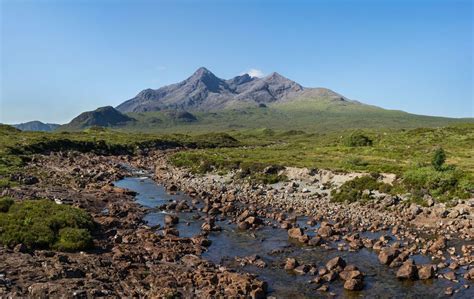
318, 225, 333, 238
396, 260, 418, 280
339, 268, 363, 281
344, 278, 364, 291
326, 256, 346, 271
284, 258, 299, 270
308, 236, 322, 246
164, 214, 179, 226
429, 237, 446, 253
378, 248, 400, 265
464, 268, 474, 280
294, 264, 310, 275
288, 227, 304, 239
13, 243, 28, 253
418, 264, 435, 280
237, 221, 250, 230
317, 284, 329, 292
444, 287, 453, 296
443, 271, 456, 281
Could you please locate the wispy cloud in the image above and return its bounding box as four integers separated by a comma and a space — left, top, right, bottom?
240, 68, 264, 78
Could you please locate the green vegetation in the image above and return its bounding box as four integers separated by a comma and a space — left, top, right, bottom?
345, 133, 373, 147
331, 174, 391, 203
432, 147, 446, 171
0, 197, 14, 212
72, 98, 473, 134
0, 199, 94, 251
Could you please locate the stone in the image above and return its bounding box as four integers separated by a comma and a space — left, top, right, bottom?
378, 248, 400, 265
164, 214, 179, 226
443, 271, 456, 281
344, 278, 364, 291
294, 264, 310, 275
288, 227, 304, 239
396, 260, 418, 280
326, 256, 346, 271
418, 264, 435, 280
284, 258, 298, 270
428, 237, 446, 253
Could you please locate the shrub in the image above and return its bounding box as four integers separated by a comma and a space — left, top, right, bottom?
331, 174, 391, 203
0, 197, 14, 212
0, 199, 94, 250
403, 167, 470, 200
432, 147, 446, 171
345, 133, 373, 147
54, 227, 93, 251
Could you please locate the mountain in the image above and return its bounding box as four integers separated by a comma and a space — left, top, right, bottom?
62, 67, 472, 132
116, 67, 306, 113
13, 121, 60, 132
60, 106, 134, 130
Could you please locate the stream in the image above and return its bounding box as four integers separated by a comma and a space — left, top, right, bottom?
114, 176, 473, 298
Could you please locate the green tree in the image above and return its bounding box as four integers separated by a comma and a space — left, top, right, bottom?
432, 147, 446, 171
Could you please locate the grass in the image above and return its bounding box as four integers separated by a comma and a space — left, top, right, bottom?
170, 124, 474, 201
0, 199, 94, 251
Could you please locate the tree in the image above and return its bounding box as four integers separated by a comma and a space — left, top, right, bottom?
432, 147, 446, 171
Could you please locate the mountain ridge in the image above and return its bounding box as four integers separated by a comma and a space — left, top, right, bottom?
12, 121, 60, 132
116, 67, 314, 113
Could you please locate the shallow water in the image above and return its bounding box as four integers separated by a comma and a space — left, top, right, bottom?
115, 177, 473, 298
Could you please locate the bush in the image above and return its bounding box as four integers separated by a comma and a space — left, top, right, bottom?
403, 167, 470, 200
345, 133, 373, 147
432, 147, 446, 171
0, 199, 94, 250
0, 197, 14, 212
54, 227, 93, 251
331, 174, 391, 203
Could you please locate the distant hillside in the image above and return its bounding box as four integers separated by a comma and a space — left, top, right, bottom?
13, 121, 60, 132
61, 67, 472, 132
59, 106, 134, 131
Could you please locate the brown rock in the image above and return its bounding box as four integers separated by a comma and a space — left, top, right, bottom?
396, 260, 418, 280
378, 248, 400, 265
326, 256, 346, 271
284, 258, 299, 270
418, 264, 435, 280
344, 278, 364, 291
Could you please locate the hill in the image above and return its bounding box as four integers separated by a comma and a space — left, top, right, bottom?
12, 121, 60, 132
59, 106, 134, 131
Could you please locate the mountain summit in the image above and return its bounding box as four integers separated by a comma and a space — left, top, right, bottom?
116, 67, 308, 113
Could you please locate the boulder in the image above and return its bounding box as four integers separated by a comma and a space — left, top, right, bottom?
396, 260, 418, 280
378, 248, 400, 265
418, 264, 435, 280
326, 257, 346, 271
344, 278, 364, 291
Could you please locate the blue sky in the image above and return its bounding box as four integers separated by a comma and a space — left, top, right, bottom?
1, 0, 472, 124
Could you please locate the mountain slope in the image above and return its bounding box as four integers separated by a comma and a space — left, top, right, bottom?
12, 121, 60, 132
116, 67, 305, 112
60, 106, 134, 130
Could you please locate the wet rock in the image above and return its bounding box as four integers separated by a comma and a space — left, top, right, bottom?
396, 259, 418, 280
326, 256, 346, 271
418, 264, 435, 280
344, 278, 364, 291
284, 258, 299, 270
444, 287, 453, 296
287, 227, 309, 243
294, 264, 310, 275
317, 223, 333, 238
443, 271, 456, 281
164, 214, 179, 226
308, 236, 322, 246
378, 248, 400, 265
463, 268, 474, 280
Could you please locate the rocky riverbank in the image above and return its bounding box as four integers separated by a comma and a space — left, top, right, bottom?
152, 150, 474, 296
0, 151, 266, 298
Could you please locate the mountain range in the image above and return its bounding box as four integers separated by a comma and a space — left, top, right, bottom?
58, 67, 471, 132
13, 121, 60, 132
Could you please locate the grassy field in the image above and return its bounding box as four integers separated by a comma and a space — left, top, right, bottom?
119, 99, 472, 133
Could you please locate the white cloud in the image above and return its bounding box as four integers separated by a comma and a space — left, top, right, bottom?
241, 68, 264, 78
